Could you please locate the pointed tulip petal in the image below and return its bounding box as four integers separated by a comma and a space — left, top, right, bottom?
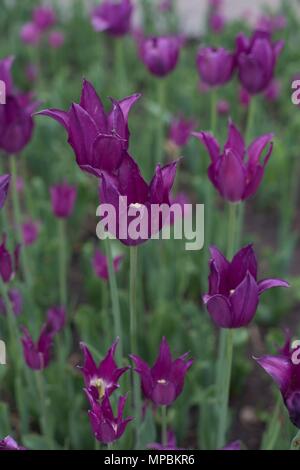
258, 278, 290, 295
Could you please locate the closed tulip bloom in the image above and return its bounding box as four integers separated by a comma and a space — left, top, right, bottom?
196, 47, 235, 87
168, 117, 195, 148
48, 31, 65, 49
256, 335, 300, 428
46, 306, 66, 334
193, 121, 274, 202
20, 22, 41, 45
0, 436, 25, 451
130, 337, 193, 406
50, 183, 76, 218
22, 219, 40, 246
36, 80, 140, 177
33, 6, 56, 31
0, 175, 10, 209
138, 36, 182, 78
86, 390, 132, 444
203, 245, 289, 329
92, 250, 123, 281
209, 13, 225, 34
0, 288, 22, 317
21, 325, 53, 370
0, 235, 20, 283
91, 0, 133, 36
79, 338, 129, 400
236, 30, 284, 94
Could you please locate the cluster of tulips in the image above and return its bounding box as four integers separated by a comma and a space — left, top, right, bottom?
0, 0, 299, 451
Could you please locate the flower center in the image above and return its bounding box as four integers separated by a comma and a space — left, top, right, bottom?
229, 289, 235, 295
157, 379, 167, 385
90, 377, 106, 399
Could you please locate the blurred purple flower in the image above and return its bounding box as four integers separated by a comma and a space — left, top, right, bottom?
222, 440, 241, 450
22, 219, 40, 246
209, 13, 225, 34
21, 324, 53, 370
91, 0, 133, 37
92, 250, 123, 281
50, 182, 77, 219
264, 79, 281, 102
203, 245, 289, 329
235, 30, 284, 94
46, 306, 66, 334
193, 121, 274, 202
0, 436, 25, 451
217, 99, 230, 116
256, 334, 300, 428
48, 31, 65, 49
0, 174, 10, 209
256, 15, 287, 34
36, 79, 140, 177
20, 22, 41, 45
130, 337, 193, 406
79, 338, 129, 400
25, 63, 38, 83
138, 36, 182, 78
86, 390, 132, 444
196, 47, 235, 87
168, 116, 195, 148
239, 87, 251, 108
33, 6, 56, 31
148, 430, 183, 450
0, 234, 20, 283
0, 56, 14, 95
159, 0, 172, 13
0, 288, 22, 317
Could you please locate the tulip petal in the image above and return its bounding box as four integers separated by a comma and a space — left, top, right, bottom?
258, 278, 290, 295
35, 108, 70, 131
229, 244, 257, 288
247, 134, 274, 168
205, 294, 234, 328
256, 355, 291, 396
80, 79, 107, 131
230, 272, 259, 327
68, 103, 98, 166
192, 131, 220, 162
224, 121, 245, 159
217, 149, 246, 202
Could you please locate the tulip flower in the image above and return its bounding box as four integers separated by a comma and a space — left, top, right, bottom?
209, 13, 225, 34
239, 87, 251, 108
168, 117, 195, 148
33, 6, 56, 31
0, 56, 14, 95
0, 436, 25, 450
264, 79, 281, 102
256, 335, 300, 428
235, 30, 284, 94
22, 219, 40, 246
203, 245, 289, 329
86, 390, 133, 444
0, 235, 20, 283
217, 100, 230, 115
130, 337, 193, 406
46, 306, 66, 334
222, 441, 241, 450
50, 183, 77, 219
193, 121, 274, 202
79, 338, 129, 400
256, 15, 287, 34
36, 80, 140, 177
20, 22, 41, 45
0, 174, 10, 209
0, 288, 22, 317
21, 325, 53, 370
92, 250, 123, 281
25, 63, 38, 83
91, 0, 133, 37
99, 155, 178, 246
138, 36, 182, 78
48, 31, 65, 49
196, 47, 235, 87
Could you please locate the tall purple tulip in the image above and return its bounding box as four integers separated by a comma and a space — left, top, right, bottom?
0, 436, 25, 451
193, 121, 274, 202
130, 337, 193, 406
50, 183, 77, 219
91, 0, 133, 37
0, 235, 20, 284
79, 338, 129, 400
256, 335, 300, 428
21, 325, 53, 370
22, 219, 40, 246
0, 175, 10, 209
235, 30, 284, 95
36, 80, 140, 177
168, 116, 195, 148
86, 390, 132, 444
46, 306, 66, 334
138, 36, 182, 78
92, 250, 123, 281
196, 47, 235, 87
0, 288, 22, 317
33, 6, 56, 31
203, 245, 289, 328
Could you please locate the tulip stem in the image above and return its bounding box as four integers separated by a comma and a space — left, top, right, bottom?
161, 406, 168, 446
115, 38, 127, 96
9, 156, 32, 287
58, 219, 67, 308
291, 430, 300, 450
34, 370, 53, 449
156, 78, 166, 165
105, 238, 123, 363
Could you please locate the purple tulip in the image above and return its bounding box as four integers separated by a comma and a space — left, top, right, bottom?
36, 80, 140, 177
48, 31, 65, 49
50, 183, 77, 219
46, 306, 66, 334
148, 430, 183, 450
217, 99, 230, 116
193, 121, 274, 202
99, 155, 178, 246
21, 324, 53, 370
20, 22, 41, 45
25, 63, 38, 83
92, 250, 123, 281
168, 116, 195, 148
86, 390, 132, 444
91, 0, 133, 37
221, 440, 241, 450
196, 47, 235, 87
33, 6, 56, 31
0, 288, 22, 317
0, 56, 14, 96
169, 192, 192, 225
239, 87, 251, 108
209, 13, 225, 34
0, 235, 20, 284
256, 15, 287, 34
130, 337, 193, 406
235, 30, 284, 95
0, 436, 25, 451
79, 338, 129, 401
264, 79, 281, 102
138, 36, 182, 78
0, 174, 10, 209
203, 245, 289, 329
22, 219, 40, 246
256, 335, 300, 428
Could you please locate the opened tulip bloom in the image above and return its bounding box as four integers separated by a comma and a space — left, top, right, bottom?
168, 116, 195, 148
196, 47, 235, 87
79, 338, 129, 400
0, 174, 10, 209
91, 0, 133, 36
235, 30, 284, 94
86, 390, 132, 444
0, 288, 22, 317
193, 121, 274, 202
46, 306, 66, 334
256, 335, 300, 429
50, 183, 77, 219
130, 337, 193, 406
0, 235, 20, 283
92, 250, 123, 281
21, 325, 53, 370
203, 245, 289, 328
138, 36, 182, 77
0, 436, 25, 451
36, 80, 140, 176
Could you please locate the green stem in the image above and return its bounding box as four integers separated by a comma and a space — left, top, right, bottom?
156, 79, 166, 166
34, 371, 53, 449
105, 238, 123, 363
58, 219, 67, 308
291, 429, 300, 450
115, 39, 127, 96
161, 406, 168, 446
210, 88, 217, 135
